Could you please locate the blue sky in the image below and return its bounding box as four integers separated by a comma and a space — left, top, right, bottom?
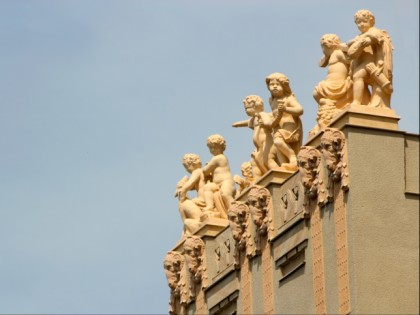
0, 1, 418, 314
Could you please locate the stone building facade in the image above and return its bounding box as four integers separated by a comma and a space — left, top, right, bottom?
164, 107, 419, 314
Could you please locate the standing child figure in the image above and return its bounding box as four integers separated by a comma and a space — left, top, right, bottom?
264, 73, 303, 171
345, 9, 393, 108
232, 95, 279, 180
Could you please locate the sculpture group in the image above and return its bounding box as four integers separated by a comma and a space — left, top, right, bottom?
165, 10, 394, 312
172, 9, 393, 239
311, 9, 393, 135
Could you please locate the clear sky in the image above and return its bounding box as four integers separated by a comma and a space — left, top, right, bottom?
0, 0, 418, 314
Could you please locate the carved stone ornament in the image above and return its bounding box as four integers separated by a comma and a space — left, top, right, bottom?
320, 128, 349, 197
233, 161, 254, 198
201, 134, 236, 219
227, 201, 255, 267
232, 95, 280, 180
247, 186, 275, 253
345, 9, 394, 108
265, 73, 304, 171
310, 33, 352, 136
175, 153, 207, 237
164, 251, 185, 315
297, 146, 328, 217
183, 235, 209, 299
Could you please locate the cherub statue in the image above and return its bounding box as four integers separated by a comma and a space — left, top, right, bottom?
310, 34, 352, 136
344, 9, 393, 108
233, 161, 254, 198
263, 73, 304, 171
202, 134, 236, 218
232, 95, 279, 180
174, 153, 206, 236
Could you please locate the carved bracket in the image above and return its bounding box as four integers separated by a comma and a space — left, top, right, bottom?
164, 251, 185, 314
297, 146, 328, 217
227, 201, 256, 268
320, 128, 349, 198
246, 185, 275, 253
183, 235, 209, 301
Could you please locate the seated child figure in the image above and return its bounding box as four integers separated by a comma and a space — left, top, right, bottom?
232, 95, 279, 180
264, 73, 303, 171
345, 9, 393, 108
310, 34, 352, 136
233, 161, 254, 198
202, 134, 236, 218
174, 153, 206, 236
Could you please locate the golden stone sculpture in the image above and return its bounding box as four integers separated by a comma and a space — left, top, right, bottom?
163, 251, 185, 315
233, 161, 254, 197
227, 201, 254, 268
297, 146, 328, 216
183, 235, 208, 299
175, 154, 206, 236
163, 9, 420, 314
202, 134, 236, 219
320, 128, 349, 197
345, 9, 393, 108
247, 186, 275, 252
232, 95, 279, 180
264, 73, 303, 171
310, 34, 352, 136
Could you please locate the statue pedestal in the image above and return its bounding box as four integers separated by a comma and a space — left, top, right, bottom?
171, 218, 229, 252
236, 169, 297, 202
194, 217, 229, 238
306, 104, 400, 147
330, 104, 400, 130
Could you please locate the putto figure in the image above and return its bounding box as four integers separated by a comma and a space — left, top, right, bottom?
263, 73, 303, 171
232, 95, 279, 179
202, 134, 236, 218
345, 9, 393, 108
310, 34, 352, 136
233, 161, 254, 198
174, 153, 206, 236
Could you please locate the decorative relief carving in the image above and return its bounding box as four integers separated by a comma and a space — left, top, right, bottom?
227, 202, 256, 268
183, 235, 209, 301
320, 128, 349, 199
297, 146, 328, 217
279, 183, 303, 224
240, 255, 253, 314
214, 237, 234, 276
164, 251, 185, 315
247, 186, 275, 253
262, 235, 275, 315
334, 184, 351, 315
